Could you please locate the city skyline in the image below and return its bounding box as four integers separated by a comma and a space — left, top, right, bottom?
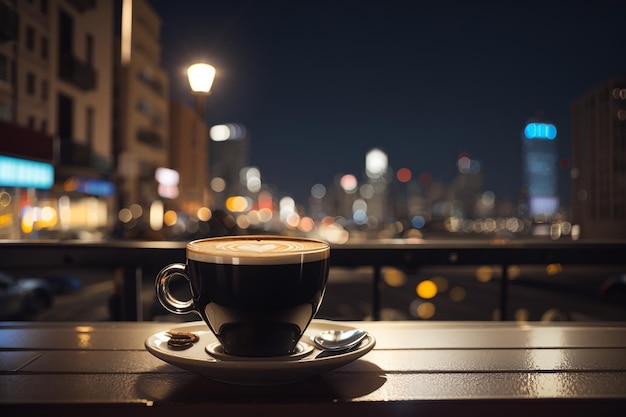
149, 0, 626, 207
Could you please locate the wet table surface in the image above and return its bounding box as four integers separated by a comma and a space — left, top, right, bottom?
1, 320, 626, 416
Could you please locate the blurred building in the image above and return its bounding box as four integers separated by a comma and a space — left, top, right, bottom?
209, 123, 250, 209
364, 148, 391, 226
115, 0, 170, 214
450, 152, 484, 219
521, 117, 559, 220
169, 102, 209, 213
571, 77, 626, 239
0, 0, 115, 239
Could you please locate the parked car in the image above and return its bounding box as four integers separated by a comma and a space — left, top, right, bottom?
0, 272, 55, 320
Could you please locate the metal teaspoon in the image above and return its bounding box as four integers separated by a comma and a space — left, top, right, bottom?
312, 328, 368, 352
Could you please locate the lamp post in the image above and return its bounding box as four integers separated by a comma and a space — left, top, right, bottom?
187, 62, 216, 116
186, 63, 216, 211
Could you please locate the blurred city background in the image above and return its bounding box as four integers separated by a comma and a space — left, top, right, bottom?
1, 0, 625, 322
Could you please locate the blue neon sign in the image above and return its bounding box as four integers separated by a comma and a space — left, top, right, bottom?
0, 155, 54, 189
77, 178, 116, 196
524, 123, 557, 140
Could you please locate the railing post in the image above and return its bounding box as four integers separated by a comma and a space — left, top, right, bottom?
121, 266, 142, 321
372, 265, 382, 321
500, 264, 508, 321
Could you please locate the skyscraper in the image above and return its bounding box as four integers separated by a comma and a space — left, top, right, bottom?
571, 77, 626, 239
521, 118, 559, 220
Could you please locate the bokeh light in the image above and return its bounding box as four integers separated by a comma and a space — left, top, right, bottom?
383, 267, 406, 287
449, 286, 466, 302
130, 203, 143, 218
365, 148, 388, 179
311, 183, 326, 199
197, 207, 212, 222
416, 279, 437, 299
546, 263, 563, 275
431, 276, 449, 292
225, 196, 249, 212
118, 208, 132, 223
396, 167, 412, 183
475, 266, 494, 283
514, 308, 530, 322
340, 174, 358, 193
359, 183, 374, 199
258, 207, 273, 222
410, 300, 436, 319
210, 177, 226, 193
163, 209, 177, 227
507, 265, 521, 280
150, 201, 164, 230
298, 216, 315, 232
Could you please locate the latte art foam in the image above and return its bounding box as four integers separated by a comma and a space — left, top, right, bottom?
217, 240, 316, 253
187, 236, 329, 265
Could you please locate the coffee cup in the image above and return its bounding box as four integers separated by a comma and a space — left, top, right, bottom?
155, 235, 330, 357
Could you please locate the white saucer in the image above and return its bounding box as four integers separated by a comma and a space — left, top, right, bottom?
145, 319, 376, 385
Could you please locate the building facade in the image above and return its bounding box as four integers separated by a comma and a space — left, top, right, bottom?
0, 0, 114, 239
168, 101, 210, 214
571, 77, 626, 239
115, 0, 169, 215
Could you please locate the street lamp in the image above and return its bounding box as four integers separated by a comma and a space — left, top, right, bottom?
186, 62, 216, 211
187, 63, 216, 117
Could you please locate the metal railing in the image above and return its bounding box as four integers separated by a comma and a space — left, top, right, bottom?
1, 238, 625, 321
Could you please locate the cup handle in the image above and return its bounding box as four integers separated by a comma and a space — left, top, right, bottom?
156, 263, 195, 314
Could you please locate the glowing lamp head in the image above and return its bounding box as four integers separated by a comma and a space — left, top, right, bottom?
187, 63, 216, 94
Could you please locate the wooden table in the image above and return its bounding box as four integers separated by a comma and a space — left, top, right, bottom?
1, 320, 626, 416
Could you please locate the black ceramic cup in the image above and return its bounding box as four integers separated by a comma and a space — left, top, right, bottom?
156, 235, 330, 357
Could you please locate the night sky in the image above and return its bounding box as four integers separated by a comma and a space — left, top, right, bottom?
148, 0, 626, 207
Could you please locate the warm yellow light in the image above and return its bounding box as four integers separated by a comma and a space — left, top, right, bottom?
383, 267, 406, 287
225, 196, 249, 212
0, 213, 13, 226
475, 266, 494, 282
197, 207, 212, 222
21, 206, 33, 234
163, 209, 177, 227
546, 263, 563, 275
151, 201, 165, 230
187, 63, 216, 93
416, 280, 437, 299
63, 176, 79, 192
121, 0, 133, 64
416, 302, 436, 319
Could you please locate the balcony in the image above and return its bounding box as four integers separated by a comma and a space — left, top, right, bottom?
58, 55, 97, 91
136, 128, 164, 148
138, 72, 165, 96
